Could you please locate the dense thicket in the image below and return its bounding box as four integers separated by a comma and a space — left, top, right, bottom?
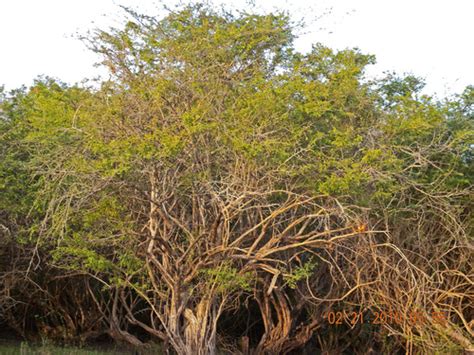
0, 4, 472, 354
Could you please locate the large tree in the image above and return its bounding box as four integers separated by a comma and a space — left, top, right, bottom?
0, 3, 472, 354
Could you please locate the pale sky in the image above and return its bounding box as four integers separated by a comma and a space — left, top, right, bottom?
1, 0, 472, 97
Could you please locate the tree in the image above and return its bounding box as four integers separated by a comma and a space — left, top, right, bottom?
0, 3, 472, 354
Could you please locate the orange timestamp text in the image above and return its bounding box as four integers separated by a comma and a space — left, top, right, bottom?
323, 309, 448, 327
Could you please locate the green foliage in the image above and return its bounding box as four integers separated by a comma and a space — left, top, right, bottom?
200, 265, 252, 293
52, 245, 115, 273
283, 258, 317, 289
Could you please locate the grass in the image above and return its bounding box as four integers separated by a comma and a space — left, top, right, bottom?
0, 340, 165, 354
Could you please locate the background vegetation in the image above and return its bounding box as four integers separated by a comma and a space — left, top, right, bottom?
0, 3, 472, 354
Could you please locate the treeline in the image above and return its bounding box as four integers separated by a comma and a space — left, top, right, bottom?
0, 3, 472, 354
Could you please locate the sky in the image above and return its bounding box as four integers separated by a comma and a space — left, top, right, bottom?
1, 0, 472, 98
